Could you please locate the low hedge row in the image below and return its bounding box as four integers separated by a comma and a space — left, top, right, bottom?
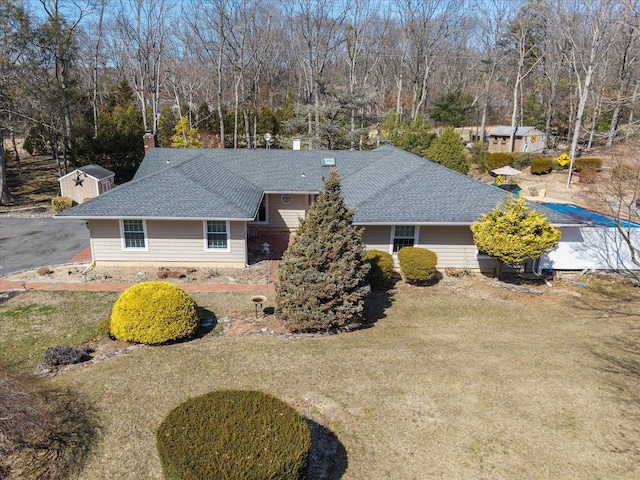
157, 390, 311, 479
531, 156, 602, 175
397, 247, 438, 285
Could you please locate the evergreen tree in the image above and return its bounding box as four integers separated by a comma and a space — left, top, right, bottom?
276, 169, 370, 332
430, 89, 474, 127
379, 112, 436, 156
425, 126, 469, 174
470, 197, 561, 278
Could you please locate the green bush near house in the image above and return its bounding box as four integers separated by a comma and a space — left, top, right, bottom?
531, 158, 553, 175
51, 196, 77, 213
486, 152, 515, 171
110, 282, 199, 345
364, 249, 395, 287
398, 247, 438, 285
156, 390, 311, 480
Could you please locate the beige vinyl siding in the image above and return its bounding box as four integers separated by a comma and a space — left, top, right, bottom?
60, 176, 99, 204
89, 219, 247, 267
417, 226, 490, 270
362, 225, 496, 272
266, 193, 308, 230
361, 225, 392, 251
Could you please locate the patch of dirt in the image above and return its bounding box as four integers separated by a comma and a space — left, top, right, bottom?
3, 262, 274, 285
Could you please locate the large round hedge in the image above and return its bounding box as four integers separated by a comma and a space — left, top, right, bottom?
398, 246, 438, 285
110, 282, 199, 344
157, 390, 311, 479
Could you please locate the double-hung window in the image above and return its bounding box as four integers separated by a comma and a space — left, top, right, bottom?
122, 219, 146, 249
206, 220, 229, 250
392, 225, 416, 253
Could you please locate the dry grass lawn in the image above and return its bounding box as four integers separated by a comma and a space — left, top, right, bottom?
2, 276, 637, 479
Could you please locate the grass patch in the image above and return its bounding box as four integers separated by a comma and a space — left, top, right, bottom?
2, 279, 640, 478
0, 291, 118, 369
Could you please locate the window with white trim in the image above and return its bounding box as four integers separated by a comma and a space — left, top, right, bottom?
122, 219, 146, 249
206, 220, 229, 250
392, 225, 416, 253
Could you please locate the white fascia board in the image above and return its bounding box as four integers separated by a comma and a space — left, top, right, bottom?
55, 215, 254, 222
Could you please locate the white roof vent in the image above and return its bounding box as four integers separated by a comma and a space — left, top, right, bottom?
322, 157, 335, 167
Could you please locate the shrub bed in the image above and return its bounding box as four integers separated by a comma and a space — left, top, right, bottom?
157, 390, 311, 480
364, 249, 395, 287
397, 247, 438, 285
531, 158, 553, 175
110, 282, 199, 345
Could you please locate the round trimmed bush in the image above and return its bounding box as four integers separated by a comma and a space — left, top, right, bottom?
397, 247, 438, 285
110, 282, 199, 344
364, 249, 395, 287
157, 390, 311, 479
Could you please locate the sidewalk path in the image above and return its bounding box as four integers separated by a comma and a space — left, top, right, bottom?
0, 261, 279, 294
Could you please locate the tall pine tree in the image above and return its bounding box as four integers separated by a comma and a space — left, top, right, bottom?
276, 169, 370, 332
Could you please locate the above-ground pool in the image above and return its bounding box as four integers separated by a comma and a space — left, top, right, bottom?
541, 202, 640, 228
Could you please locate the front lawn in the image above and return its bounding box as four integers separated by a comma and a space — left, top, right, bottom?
1, 278, 639, 478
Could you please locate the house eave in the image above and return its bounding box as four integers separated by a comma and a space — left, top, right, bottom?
55, 215, 255, 222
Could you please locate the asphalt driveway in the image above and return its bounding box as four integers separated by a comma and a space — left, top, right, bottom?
0, 217, 90, 275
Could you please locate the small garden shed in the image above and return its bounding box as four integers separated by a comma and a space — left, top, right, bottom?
59, 164, 115, 205
488, 126, 546, 153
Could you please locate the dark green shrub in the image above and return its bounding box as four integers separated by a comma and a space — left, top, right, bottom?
364, 249, 395, 287
51, 196, 78, 213
487, 152, 514, 171
157, 390, 311, 480
397, 247, 438, 285
110, 282, 199, 344
531, 158, 553, 175
573, 157, 602, 172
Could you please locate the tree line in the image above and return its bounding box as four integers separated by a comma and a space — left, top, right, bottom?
1, 0, 639, 203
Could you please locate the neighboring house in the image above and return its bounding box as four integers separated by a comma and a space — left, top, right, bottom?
59, 164, 115, 205
488, 126, 546, 153
57, 145, 580, 271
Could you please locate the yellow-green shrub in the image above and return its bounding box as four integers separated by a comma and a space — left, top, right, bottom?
110, 282, 199, 344
364, 249, 395, 287
487, 152, 514, 171
574, 157, 602, 172
157, 390, 311, 479
531, 158, 553, 175
397, 247, 438, 285
51, 196, 77, 213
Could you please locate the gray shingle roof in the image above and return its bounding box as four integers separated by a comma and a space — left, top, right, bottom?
488, 126, 540, 137
60, 164, 114, 181
58, 145, 576, 225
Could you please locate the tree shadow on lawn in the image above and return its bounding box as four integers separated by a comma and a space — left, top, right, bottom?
592, 333, 640, 457
305, 418, 348, 480
361, 285, 396, 329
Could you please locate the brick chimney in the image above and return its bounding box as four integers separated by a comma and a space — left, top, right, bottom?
143, 131, 158, 153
